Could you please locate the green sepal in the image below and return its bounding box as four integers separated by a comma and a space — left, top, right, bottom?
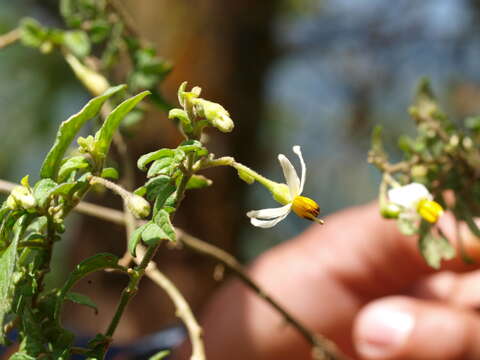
40, 85, 126, 179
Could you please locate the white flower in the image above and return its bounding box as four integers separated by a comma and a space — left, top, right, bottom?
246, 146, 323, 228
388, 182, 443, 223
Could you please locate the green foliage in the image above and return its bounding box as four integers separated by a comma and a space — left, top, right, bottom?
418, 223, 455, 269
40, 85, 125, 179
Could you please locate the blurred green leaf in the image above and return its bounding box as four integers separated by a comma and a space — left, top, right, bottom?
63, 30, 91, 58
93, 91, 150, 161
0, 215, 29, 344
65, 292, 98, 314
137, 149, 175, 171
101, 167, 119, 180
145, 175, 175, 202
128, 223, 148, 257
153, 209, 175, 243
58, 156, 91, 181
40, 85, 126, 179
184, 175, 212, 190
32, 179, 57, 208
19, 18, 48, 48
54, 253, 124, 322
419, 231, 455, 269
141, 222, 165, 246
147, 157, 174, 178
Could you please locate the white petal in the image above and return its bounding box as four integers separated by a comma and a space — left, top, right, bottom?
292, 145, 306, 194
388, 183, 432, 209
249, 211, 290, 228
247, 204, 292, 219
278, 154, 300, 197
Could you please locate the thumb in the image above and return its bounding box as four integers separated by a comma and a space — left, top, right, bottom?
353, 296, 480, 360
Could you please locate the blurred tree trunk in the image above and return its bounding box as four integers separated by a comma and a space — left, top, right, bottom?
66, 0, 280, 341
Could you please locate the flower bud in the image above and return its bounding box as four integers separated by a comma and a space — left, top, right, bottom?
195, 99, 234, 133
65, 53, 110, 96
8, 186, 36, 210
127, 195, 151, 219
380, 203, 402, 219
292, 196, 323, 224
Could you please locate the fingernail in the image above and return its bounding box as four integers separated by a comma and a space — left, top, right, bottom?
356, 304, 414, 358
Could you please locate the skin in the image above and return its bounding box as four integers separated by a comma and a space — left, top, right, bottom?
172, 202, 480, 360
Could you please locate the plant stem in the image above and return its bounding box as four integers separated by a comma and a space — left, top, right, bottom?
0, 28, 20, 49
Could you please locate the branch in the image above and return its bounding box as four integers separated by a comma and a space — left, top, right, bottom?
135, 245, 206, 360
0, 28, 20, 49
175, 230, 348, 360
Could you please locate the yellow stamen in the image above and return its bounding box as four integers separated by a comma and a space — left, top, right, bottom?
417, 199, 444, 223
292, 196, 324, 224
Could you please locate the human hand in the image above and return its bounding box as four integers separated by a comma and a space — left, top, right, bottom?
174, 202, 480, 360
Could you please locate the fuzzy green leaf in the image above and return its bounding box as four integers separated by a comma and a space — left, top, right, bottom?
147, 158, 174, 178
54, 253, 124, 322
419, 231, 455, 269
153, 209, 176, 242
65, 292, 98, 314
63, 30, 91, 58
145, 175, 175, 202
40, 85, 126, 179
128, 223, 148, 257
101, 167, 119, 180
93, 91, 150, 160
141, 223, 166, 246
58, 156, 90, 181
0, 215, 28, 343
137, 149, 175, 171
185, 175, 212, 190
33, 179, 58, 208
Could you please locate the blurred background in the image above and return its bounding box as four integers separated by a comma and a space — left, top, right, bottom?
2, 0, 480, 355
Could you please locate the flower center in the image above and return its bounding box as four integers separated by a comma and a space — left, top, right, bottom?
292, 196, 323, 224
417, 199, 444, 223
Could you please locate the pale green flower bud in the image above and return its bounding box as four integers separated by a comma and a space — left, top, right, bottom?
65, 53, 110, 96
380, 203, 401, 219
127, 195, 151, 219
194, 99, 234, 133
9, 186, 36, 210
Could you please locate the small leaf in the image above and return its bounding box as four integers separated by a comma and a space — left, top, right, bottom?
58, 156, 90, 181
419, 231, 455, 269
396, 215, 418, 236
40, 84, 126, 179
145, 175, 175, 202
54, 253, 124, 322
128, 223, 148, 257
0, 215, 29, 343
153, 209, 176, 242
32, 179, 57, 208
141, 223, 166, 246
149, 350, 170, 360
63, 30, 91, 58
178, 140, 208, 156
19, 18, 48, 48
185, 175, 212, 190
101, 167, 119, 180
147, 157, 174, 178
65, 292, 98, 314
93, 91, 150, 161
137, 149, 175, 171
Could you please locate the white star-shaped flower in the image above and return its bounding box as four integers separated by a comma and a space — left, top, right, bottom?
388, 182, 444, 223
247, 146, 324, 228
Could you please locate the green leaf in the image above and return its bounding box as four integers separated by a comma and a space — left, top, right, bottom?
101, 167, 119, 180
396, 216, 418, 236
18, 307, 46, 356
141, 223, 166, 246
65, 292, 98, 314
54, 253, 124, 322
153, 209, 176, 242
0, 215, 29, 343
19, 18, 48, 48
145, 175, 175, 202
178, 140, 208, 156
147, 157, 174, 178
128, 223, 148, 257
58, 156, 90, 181
149, 350, 170, 360
419, 231, 455, 269
33, 179, 57, 208
93, 91, 150, 161
137, 149, 175, 171
9, 353, 36, 360
40, 85, 126, 179
185, 175, 212, 190
63, 30, 91, 58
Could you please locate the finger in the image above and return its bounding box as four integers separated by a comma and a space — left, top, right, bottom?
354, 296, 480, 360
411, 269, 480, 309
